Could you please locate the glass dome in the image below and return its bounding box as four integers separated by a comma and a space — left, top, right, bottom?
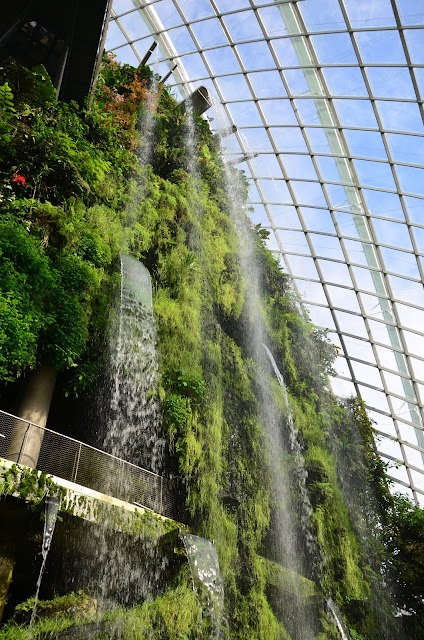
106, 0, 424, 506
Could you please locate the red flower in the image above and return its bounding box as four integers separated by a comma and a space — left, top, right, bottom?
12, 174, 26, 187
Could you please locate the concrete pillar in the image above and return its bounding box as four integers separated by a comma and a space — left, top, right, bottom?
0, 543, 14, 621
7, 365, 57, 468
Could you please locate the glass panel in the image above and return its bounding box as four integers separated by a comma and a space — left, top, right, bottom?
404, 196, 424, 224
366, 67, 416, 100
327, 285, 361, 313
113, 0, 138, 14
205, 47, 240, 74
281, 154, 319, 180
389, 275, 424, 306
403, 330, 424, 356
334, 212, 363, 238
258, 7, 290, 38
355, 30, 407, 63
333, 99, 378, 128
241, 128, 273, 152
323, 68, 368, 97
228, 102, 263, 126
295, 279, 328, 305
344, 0, 396, 28
294, 99, 329, 126
248, 72, 287, 98
272, 37, 305, 67
372, 219, 413, 249
237, 42, 275, 70
316, 156, 350, 183
354, 159, 397, 190
271, 128, 309, 152
396, 0, 424, 26
344, 129, 388, 160
107, 19, 131, 48
344, 239, 372, 266
383, 371, 410, 398
331, 378, 357, 397
151, 0, 186, 28
411, 469, 424, 491
387, 462, 410, 483
376, 436, 403, 460
359, 385, 391, 413
318, 260, 353, 286
381, 247, 420, 278
260, 100, 297, 125
307, 305, 336, 329
334, 356, 351, 378
223, 10, 264, 42
308, 234, 343, 260
181, 0, 216, 21
375, 345, 399, 371
215, 0, 251, 10
376, 100, 424, 134
113, 44, 140, 66
258, 179, 291, 203
370, 410, 397, 437
290, 181, 327, 207
300, 0, 346, 32
386, 132, 424, 165
217, 74, 252, 100
191, 18, 228, 47
250, 153, 281, 177
179, 53, 209, 80
335, 311, 369, 339
404, 29, 424, 64
248, 204, 269, 226
276, 230, 310, 254
311, 33, 357, 65
269, 205, 301, 229
166, 26, 197, 54
352, 361, 382, 387
412, 225, 424, 253
344, 336, 376, 362
396, 165, 424, 197
396, 302, 424, 332
362, 189, 405, 220
284, 70, 322, 96
286, 255, 320, 280
301, 208, 336, 233
305, 128, 334, 154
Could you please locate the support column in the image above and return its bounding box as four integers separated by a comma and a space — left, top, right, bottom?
7, 365, 57, 468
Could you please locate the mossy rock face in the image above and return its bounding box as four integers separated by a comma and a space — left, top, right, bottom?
39, 621, 120, 640
12, 592, 97, 625
0, 55, 421, 640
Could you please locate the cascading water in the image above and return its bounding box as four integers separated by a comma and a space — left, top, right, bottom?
27, 497, 60, 636
103, 254, 162, 473
263, 345, 317, 567
181, 534, 227, 639
327, 598, 351, 640
82, 255, 167, 611
210, 97, 321, 638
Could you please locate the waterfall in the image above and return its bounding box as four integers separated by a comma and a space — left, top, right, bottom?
327, 598, 351, 640
180, 534, 227, 639
210, 97, 321, 638
27, 497, 60, 635
263, 345, 317, 565
103, 254, 162, 473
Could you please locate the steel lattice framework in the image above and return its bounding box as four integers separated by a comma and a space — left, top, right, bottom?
106, 0, 424, 505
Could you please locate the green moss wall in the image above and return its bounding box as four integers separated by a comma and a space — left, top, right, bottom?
1, 58, 423, 640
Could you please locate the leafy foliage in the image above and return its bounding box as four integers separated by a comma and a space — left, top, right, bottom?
1, 55, 423, 640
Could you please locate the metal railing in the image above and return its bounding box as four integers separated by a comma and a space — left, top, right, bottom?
0, 409, 174, 519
